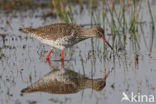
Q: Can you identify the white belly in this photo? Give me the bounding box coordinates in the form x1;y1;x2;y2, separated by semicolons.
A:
29;33;77;50
36;37;76;50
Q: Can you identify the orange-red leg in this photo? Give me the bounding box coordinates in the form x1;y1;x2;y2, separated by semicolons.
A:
61;59;64;70
46;49;65;69
46;49;54;68
60;50;64;61
46;49;53;61
60;50;64;69
47;59;54;69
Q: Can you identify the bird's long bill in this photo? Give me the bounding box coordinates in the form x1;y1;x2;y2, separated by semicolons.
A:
101;36;113;50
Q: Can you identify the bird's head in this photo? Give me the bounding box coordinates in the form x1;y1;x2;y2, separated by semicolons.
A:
91;26;113;50
91;26;104;38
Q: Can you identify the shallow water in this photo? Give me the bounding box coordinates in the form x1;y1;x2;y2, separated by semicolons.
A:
0;1;156;104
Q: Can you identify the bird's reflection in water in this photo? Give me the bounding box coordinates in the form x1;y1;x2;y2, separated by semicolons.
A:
21;69;106;94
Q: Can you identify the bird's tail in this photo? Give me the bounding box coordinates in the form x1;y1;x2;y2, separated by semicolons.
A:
21;81;41;93
19;28;37;34
21;87;32;93
21;79;49;93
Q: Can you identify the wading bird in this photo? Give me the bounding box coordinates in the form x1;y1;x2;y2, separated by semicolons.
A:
19;23;113;68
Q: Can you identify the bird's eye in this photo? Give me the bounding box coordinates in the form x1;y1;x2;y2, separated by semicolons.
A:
97;31;102;36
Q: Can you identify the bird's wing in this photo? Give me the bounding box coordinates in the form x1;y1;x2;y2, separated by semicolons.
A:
38;23;80;40
19;23;81;41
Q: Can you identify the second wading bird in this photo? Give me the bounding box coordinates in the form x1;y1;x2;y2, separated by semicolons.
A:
19;23;113;66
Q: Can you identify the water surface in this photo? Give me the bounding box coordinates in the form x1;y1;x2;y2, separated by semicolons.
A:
0;1;156;104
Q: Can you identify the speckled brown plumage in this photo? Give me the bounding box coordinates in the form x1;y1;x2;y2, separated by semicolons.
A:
20;23;88;41
21;69;106;94
19;23;105;49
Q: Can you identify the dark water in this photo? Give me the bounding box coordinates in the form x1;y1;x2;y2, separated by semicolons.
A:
0;1;156;104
